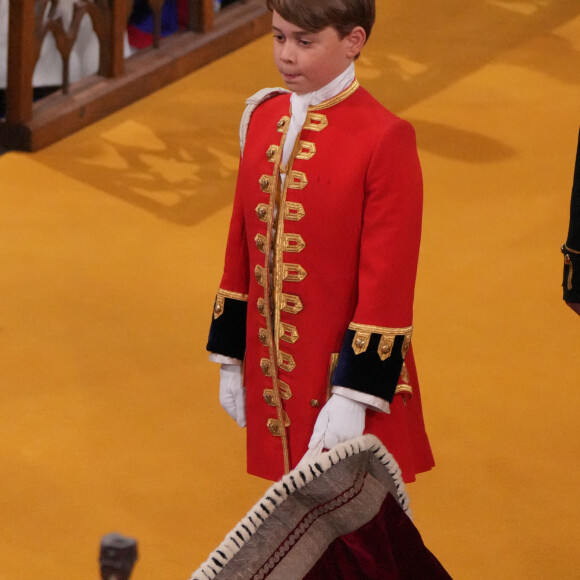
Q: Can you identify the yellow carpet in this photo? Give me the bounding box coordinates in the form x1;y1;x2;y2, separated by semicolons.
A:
1;2;579;578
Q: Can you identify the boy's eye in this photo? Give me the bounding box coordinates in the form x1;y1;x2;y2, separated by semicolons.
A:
299;39;312;46
273;34;285;42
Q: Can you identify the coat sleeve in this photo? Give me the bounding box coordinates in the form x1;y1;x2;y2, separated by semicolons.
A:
206;160;250;361
332;119;423;403
562;128;580;303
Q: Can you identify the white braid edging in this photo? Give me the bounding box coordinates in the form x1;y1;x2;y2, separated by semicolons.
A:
189;434;409;580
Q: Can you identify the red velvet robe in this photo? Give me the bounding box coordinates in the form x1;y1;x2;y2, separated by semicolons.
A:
208;81;434;482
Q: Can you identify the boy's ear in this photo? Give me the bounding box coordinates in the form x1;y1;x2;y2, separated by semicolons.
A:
345;26;367;59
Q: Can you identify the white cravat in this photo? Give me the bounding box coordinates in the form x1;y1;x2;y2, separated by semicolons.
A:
281;63;355;168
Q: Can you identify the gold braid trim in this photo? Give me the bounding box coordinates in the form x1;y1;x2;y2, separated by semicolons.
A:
562;243;580;254
213;288;249;319
348;322;413;361
309;80;360;111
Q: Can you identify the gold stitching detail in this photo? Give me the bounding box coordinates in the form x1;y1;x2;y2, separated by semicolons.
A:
255;203;270;222
259;174;275;194
266;144;280;163
303;112;328;132
280;293;303;314
277;116;290;134
348;323;414;359
255;233;267;253
254;264;266;287
282;233;306;253
400;362;410;384
279;323;299;344
309;80;360;111
278;351;296;372
216;288;249;301
257;297;267;316
296;141;316;160
284;202;305;221
213;294;225;319
258;328;269;347
283;263;307;282
260;358;272;376
395;384;413;405
278;380;292;400
287;171;308;190
213;288;248;319
352;331;371;355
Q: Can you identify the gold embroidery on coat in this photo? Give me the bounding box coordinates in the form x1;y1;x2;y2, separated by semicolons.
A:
258;328;269;346
278;351;296;372
266;144;280;163
309;80;360;111
400;362;410;384
276;116;290;133
283;263;307;282
280;293;304;314
255;233;267;253
287;170;308;190
284;202;305;221
260;358;272;376
257;297;267;316
259;174;275;194
254;264;266;287
352;331;372;355
296;141;316;160
278;380;293;400
348;323;414;359
213;288;248;319
279;322;299;344
255;203;269;222
267;411;290;436
303;112;328;132
213;295;225;319
282;233;306;253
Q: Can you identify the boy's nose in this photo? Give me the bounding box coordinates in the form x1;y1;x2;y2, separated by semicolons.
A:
279;43;296;63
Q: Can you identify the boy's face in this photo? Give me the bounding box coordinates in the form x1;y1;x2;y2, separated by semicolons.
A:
272;11;363;95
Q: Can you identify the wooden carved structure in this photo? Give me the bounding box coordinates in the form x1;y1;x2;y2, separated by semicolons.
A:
0;0;270;151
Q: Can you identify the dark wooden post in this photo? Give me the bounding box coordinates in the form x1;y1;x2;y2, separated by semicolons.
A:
6;0;36;124
189;0;214;33
105;0;128;77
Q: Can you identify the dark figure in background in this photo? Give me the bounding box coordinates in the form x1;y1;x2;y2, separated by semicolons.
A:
562;128;580;316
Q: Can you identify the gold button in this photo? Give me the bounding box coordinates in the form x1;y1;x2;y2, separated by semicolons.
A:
356;338;366;348
258;329;268;344
260;177;270;189
257;207;267;219
260;359;271;375
277;119;286;129
214;303;222;314
310;399;320;408
256;237;264;250
266;146;275;159
257;301;265;314
381;345;390;354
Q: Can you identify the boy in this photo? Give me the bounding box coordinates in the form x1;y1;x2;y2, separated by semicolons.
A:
207;0;434;483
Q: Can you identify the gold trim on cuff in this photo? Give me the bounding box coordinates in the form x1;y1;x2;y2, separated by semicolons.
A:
348;322;413;360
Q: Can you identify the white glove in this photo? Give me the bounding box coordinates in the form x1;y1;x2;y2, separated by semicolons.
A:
218;364;246;427
308;393;366;451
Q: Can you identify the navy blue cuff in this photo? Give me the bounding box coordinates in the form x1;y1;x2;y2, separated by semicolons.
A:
206;297;247;360
332;329;406;403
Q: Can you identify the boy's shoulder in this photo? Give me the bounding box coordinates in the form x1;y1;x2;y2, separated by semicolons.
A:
239;87;290;154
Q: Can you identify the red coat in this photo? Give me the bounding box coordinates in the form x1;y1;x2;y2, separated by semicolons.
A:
208;82;434;482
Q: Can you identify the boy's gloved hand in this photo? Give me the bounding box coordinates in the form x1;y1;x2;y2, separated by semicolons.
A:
307;393;366;451
219;364;246;427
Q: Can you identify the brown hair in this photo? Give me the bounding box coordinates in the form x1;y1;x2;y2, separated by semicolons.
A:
266;0;375;41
